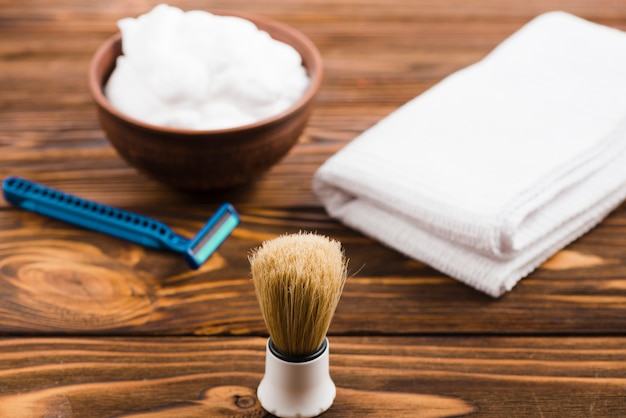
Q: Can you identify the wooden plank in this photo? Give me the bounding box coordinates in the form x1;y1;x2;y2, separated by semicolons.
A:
0;204;625;335
0;336;623;417
2;0;626;209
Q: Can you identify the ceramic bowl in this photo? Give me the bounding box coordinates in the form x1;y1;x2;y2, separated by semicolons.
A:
88;11;322;191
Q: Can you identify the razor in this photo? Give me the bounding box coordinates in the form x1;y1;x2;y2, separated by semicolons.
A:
2;176;239;269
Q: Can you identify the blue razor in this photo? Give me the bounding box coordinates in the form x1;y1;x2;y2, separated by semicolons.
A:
2;176;240;269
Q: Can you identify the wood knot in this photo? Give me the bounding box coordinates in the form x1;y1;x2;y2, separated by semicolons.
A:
0;240;156;330
234;394;257;409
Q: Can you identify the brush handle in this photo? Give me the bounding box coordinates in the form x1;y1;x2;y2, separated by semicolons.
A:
258;337;336;418
2;176;187;252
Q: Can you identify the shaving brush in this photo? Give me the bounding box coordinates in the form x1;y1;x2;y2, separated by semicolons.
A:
250;231;348;418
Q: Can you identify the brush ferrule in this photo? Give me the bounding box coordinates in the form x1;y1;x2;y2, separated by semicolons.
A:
268;337;327;364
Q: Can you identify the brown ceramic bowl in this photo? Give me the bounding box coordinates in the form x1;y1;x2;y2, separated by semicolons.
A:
88;11;322;191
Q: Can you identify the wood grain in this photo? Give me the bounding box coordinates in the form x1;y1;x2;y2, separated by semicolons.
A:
1;206;626;335
2;0;626;416
2;0;624;209
0;336;624;417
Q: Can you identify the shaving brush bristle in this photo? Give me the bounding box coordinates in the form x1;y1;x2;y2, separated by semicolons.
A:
250;231;348;358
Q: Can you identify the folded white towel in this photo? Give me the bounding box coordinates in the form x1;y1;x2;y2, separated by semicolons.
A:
313;12;626;297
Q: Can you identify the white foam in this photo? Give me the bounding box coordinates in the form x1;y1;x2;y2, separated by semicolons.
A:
105;4;310;130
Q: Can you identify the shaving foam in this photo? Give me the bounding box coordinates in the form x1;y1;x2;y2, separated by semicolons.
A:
105;4;310;130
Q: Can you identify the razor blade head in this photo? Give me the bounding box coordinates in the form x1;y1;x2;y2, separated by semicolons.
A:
184;203;240;269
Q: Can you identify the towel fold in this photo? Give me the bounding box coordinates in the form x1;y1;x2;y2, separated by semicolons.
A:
313;11;626;297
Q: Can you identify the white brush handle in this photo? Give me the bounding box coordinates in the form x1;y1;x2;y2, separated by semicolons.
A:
257;337;336;418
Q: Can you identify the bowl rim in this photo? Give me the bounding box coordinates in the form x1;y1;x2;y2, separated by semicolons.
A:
88;9;323;136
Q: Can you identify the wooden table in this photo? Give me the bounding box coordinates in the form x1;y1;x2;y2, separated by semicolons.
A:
1;0;626;416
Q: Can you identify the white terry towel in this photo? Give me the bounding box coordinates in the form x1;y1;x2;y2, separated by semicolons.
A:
313;11;626;297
